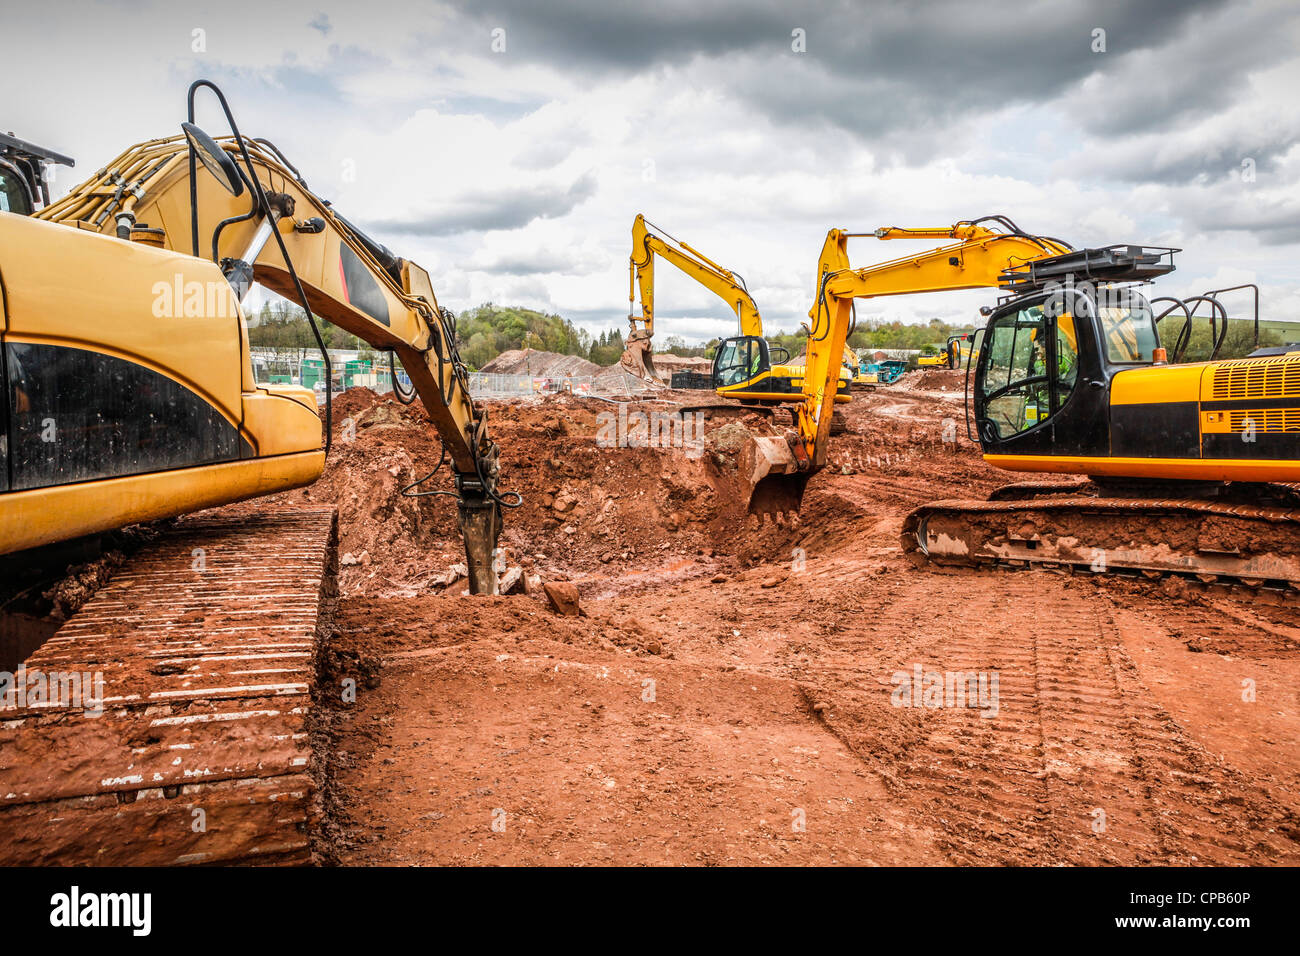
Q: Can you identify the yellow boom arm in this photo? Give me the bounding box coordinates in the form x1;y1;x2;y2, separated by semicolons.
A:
38;132;510;591
623;214;762;379
796;222;1072;470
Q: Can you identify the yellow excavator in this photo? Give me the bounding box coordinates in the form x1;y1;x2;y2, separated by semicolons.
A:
0;81;518;865
750;214;1300;587
622;214;849;406
4;83;513;594
744;217;1072;512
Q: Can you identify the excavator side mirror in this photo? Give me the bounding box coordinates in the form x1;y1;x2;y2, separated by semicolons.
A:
181;122;244;197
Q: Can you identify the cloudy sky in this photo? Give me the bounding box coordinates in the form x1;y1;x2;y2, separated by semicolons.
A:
6;0;1299;343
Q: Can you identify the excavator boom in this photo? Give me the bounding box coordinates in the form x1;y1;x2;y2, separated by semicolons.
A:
33;120;511;592
623;213;762;381
747;218;1073;514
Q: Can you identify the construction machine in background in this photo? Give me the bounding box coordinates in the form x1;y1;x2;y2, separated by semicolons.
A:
0;81;516;864
622;214;850;406
917;349;949;368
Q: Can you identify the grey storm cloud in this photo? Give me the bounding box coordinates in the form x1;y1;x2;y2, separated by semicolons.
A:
368;170;598;237
447;0;1231;135
440;0;1300;185
1067;122;1300;186
1177;189;1300;245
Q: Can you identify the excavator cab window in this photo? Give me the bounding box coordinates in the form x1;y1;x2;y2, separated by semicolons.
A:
978;296;1082;440
0;166;33;216
1096;292;1159;364
713;335;770;388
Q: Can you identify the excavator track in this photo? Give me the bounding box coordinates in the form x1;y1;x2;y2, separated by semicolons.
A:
903;496;1300;590
0;508;337;865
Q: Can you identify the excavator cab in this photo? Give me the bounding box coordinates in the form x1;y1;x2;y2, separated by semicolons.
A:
971;279;1163;456
712;334;850;405
712;335;772;389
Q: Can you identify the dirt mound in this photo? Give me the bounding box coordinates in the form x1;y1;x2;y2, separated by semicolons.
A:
477;348;705;395
480;349;602;377
906;368;966;390
233;387;788;597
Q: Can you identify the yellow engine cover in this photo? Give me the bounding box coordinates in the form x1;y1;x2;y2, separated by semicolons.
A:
0;213;324;555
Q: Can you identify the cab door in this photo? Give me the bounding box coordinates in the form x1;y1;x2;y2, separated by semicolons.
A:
974;292;1092;456
712;335;770;390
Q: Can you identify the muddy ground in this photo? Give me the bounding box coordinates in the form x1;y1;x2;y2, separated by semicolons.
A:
250;373;1300;865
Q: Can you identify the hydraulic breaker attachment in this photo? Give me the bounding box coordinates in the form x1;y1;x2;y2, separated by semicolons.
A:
456;479;503;595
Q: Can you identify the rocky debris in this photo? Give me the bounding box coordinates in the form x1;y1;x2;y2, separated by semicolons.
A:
542;581;583;616
431;563;468;587
499;566;525;595
706;421;756;458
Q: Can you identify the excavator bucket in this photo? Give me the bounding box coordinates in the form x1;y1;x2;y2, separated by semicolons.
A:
619;330;660;383
740;435;808;519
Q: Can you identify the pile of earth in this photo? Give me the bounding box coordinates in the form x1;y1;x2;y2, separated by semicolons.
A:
904;368;967;391
239;388;795;597
479;348;710;395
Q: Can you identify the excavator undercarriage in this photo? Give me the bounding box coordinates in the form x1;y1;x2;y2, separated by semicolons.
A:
905;482;1300;590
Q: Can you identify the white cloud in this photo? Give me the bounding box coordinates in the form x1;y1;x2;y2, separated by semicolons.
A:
5;0;1298;344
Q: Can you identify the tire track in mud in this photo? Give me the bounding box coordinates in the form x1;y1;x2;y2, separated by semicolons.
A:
798;571;1300;865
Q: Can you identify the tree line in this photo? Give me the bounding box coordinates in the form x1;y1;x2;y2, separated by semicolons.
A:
247;301;1280;371
246;302;979;370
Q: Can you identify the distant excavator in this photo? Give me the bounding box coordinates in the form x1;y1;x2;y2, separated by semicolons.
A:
621;214;850;406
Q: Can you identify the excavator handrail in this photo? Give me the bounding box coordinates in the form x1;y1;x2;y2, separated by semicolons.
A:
964;326;987;443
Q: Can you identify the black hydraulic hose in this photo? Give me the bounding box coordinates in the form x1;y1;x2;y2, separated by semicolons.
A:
187;78;332;453
390;351;417;405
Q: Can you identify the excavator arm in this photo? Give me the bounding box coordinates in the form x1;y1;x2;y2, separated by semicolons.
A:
748;218;1072;513
799;221;1071;470
623;213;762;380
37;125;512;593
